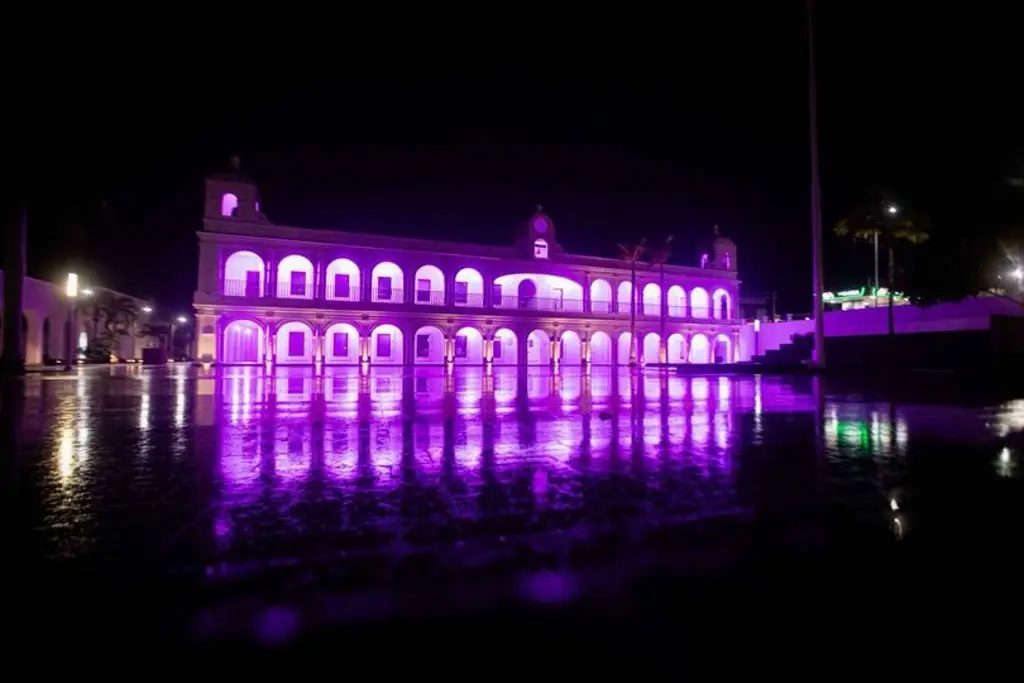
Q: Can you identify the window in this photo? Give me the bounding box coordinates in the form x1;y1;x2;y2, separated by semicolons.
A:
723;253;731;269
455;335;467;358
333;332;348;357
416;334;430;358
220;193;239;217
289;271;307;296
377;276;392;301
492;283;503;303
700;253;709;268
493;339;502;359
287;331;305;357
533;238;549;259
376;333;391;358
416;278;431;302
455;281;468;304
333;273;350;298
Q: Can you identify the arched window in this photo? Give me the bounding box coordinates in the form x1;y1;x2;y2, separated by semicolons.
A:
533;239;549;259
220;193;239;217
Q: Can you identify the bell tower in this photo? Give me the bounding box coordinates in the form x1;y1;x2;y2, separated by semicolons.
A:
517;205;562;259
204;156;265;222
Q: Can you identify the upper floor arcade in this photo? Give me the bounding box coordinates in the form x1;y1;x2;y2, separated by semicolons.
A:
195;162;742;323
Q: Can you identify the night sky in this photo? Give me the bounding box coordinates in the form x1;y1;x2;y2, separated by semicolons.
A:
7;3;1020;317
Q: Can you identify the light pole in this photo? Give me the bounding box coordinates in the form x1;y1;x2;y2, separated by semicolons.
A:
170;315;188;360
875;204;899;308
807;0;826;369
65;273;78;369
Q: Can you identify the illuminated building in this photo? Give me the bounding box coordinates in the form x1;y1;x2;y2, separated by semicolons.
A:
193;160;742;366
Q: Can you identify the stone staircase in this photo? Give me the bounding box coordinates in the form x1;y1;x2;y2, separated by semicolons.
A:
752;333;814;365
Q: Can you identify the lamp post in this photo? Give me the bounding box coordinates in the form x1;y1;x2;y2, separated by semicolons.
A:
169;315;188;360
807;0;827;369
65;273;78;370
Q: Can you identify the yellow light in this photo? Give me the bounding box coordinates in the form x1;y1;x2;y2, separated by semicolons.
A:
66;272;78;298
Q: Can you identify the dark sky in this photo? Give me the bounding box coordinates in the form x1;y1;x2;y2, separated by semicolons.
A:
7;2;1020;316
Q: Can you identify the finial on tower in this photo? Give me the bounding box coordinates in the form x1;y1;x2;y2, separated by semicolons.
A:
535;204;543;213
230;155;241;170
713;223;721;236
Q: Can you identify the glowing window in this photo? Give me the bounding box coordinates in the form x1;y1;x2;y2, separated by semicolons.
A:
534;239;549;259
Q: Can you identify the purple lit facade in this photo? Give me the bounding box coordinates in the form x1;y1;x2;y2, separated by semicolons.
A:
193;169;741;366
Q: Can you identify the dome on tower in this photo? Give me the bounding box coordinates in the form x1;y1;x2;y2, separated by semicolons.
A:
697;225;737;271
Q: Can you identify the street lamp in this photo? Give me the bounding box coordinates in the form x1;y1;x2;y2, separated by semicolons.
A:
168;315;189;360
142;305;153;313
65;273;78;369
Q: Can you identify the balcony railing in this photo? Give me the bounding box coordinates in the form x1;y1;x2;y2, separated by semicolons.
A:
494;295;584;312
372;288;404;303
213;281;727;319
326;284;361;301
223;278;264;298
414;290;445;305
277;282;314;299
454;293;485;307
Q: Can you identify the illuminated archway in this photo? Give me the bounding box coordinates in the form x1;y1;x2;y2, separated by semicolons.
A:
325;258;360;300
370;324;403;365
617;332;633;365
713;288;731;319
616;282;633;315
324;322;359;364
413;325;445;364
220;193;239;217
527;329;551;365
222;319;264;364
667;333;686;363
454;267;483;306
589;331;613;365
275;321;314;364
590;279;613;313
689;333;710;363
690;287;710;318
713;333;732;363
643;332;661;364
493;273;584;311
413;264;444;305
455;327;484;365
493;328;517;366
223;250;265;297
277;255;314;299
371;262;404;303
642;283;661;316
667;285;686;317
559;330;582;365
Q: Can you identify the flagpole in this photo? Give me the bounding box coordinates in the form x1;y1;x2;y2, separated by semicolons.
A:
807;0;827;369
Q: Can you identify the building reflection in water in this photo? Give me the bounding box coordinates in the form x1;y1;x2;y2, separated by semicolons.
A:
33;363;1024;572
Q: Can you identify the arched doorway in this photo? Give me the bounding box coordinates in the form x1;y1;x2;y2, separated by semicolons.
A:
275;321;314;364
689;334;710;363
713;334;731;363
527;329;550;365
222;319;264;364
518;279;538;309
324;322;359;364
642;332;661;364
455;327;484;365
589;331;613;365
413;325;446;364
493;328;517;366
559;330;582;365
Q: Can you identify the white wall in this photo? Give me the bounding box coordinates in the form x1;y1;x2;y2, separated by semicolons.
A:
738;296;1024;361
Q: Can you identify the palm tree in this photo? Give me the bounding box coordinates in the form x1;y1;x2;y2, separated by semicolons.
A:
84;290;140;352
648;235;674;364
617;239;647;365
834;193;929;336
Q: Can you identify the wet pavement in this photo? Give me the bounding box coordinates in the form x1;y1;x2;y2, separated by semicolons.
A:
7;364;1024;652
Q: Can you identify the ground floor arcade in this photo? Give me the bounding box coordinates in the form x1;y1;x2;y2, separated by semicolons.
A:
196;311;740;366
